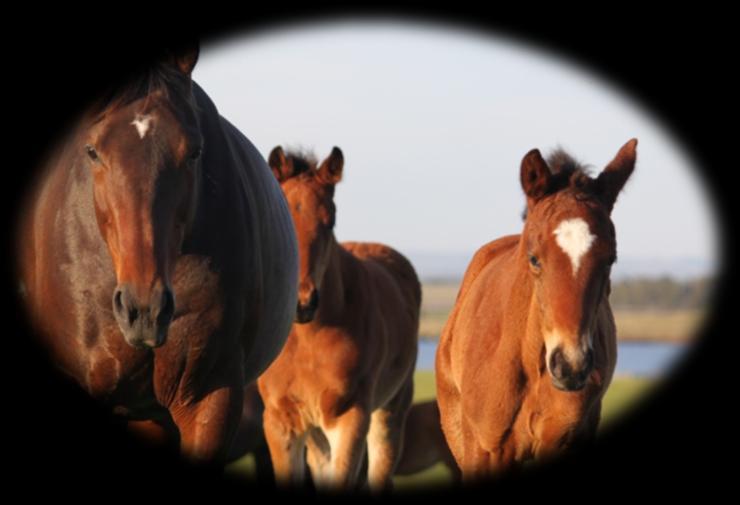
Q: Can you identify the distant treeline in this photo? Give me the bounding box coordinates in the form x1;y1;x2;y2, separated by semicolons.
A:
608;276;713;310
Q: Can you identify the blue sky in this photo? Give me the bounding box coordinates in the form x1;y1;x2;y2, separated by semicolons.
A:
193;20;718;278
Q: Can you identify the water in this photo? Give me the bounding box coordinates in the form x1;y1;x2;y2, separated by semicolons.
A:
416;340;687;377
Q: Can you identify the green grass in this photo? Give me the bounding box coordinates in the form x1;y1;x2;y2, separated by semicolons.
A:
226;452;258;479
226;370;656;489
599;375;654;429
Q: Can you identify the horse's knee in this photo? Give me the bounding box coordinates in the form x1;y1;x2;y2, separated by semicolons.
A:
171;386;243;463
262;408;307;485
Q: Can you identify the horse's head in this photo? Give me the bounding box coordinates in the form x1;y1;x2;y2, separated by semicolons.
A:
519;139;637;391
83;46;202;349
269;146;343;323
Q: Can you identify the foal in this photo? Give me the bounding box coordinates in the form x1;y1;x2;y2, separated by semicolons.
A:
258;147;421;491
436;140;637;478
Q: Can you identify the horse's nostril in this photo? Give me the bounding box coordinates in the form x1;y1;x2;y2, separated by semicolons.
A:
114;289;124;314
549;348;564;377
128;307;139;326
157;289;175;325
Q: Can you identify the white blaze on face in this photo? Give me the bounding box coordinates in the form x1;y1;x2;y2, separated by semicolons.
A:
131;114;153;139
553;218;596;276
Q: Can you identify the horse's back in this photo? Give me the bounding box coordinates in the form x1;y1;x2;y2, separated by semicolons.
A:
228;120;297;378
194;83;298;380
341;241;421;315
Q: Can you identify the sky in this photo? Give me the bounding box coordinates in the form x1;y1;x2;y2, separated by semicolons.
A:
193;20;718;279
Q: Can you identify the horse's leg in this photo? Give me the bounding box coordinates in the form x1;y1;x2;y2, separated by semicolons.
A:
127;416;180;451
366;377;413;491
436;343;466;469
459;415;498;481
169;383;243;463
322;404;370;490
262;406;307;487
305;427;332;487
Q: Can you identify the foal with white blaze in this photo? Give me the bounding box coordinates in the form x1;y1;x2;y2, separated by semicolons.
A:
436;140;637;477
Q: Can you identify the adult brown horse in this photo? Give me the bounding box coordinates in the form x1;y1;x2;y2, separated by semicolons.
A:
436;139;637;478
258;147;421;491
16;46;298;462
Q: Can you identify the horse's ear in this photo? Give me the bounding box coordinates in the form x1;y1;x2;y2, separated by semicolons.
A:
268;146;292;182
168;41;200;76
596;138;637;213
520;148;551;204
318;147;344;185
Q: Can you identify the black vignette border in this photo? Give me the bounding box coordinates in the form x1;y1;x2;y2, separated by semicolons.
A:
5;5;734;500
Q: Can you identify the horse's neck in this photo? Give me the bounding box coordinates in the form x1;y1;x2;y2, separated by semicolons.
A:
312;235;356;325
319;235;357;316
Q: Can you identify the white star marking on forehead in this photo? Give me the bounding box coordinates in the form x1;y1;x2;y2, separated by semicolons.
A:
553;218;596;276
130;114;153;139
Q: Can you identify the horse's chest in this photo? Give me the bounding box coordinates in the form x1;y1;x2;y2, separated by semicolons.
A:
286;327;361;369
519;386;597;456
264;332;360;410
82;333;154;404
294;338;360;390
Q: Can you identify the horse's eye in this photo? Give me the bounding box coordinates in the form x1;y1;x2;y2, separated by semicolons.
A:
529;254;540;269
85;145;99;162
189;147;203;161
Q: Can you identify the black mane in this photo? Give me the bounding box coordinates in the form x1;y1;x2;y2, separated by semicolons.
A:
522;148;598;220
89;62;192;118
284;148;318;179
545;148;594;194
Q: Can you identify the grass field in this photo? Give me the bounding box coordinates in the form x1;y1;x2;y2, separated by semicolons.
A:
420;281;705;342
226;370;654;489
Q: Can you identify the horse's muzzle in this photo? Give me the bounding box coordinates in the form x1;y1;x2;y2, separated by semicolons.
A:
295;289;319;324
112;283;175;349
549;347;594;392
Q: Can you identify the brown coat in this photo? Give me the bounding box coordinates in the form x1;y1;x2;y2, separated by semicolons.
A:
436;140;637;478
